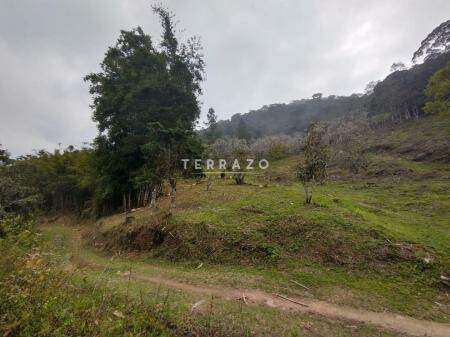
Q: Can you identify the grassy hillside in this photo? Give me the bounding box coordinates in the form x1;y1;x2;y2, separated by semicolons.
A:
365;115;450;163
83;116;450;323
3;116;446;336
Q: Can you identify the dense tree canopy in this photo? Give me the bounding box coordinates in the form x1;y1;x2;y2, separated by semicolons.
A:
0;147;94;217
208;94;367;139
424;61;450;116
368;52;450;122
85;6;205;214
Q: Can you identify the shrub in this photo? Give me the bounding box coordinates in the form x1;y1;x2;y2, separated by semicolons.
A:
0;217;174;337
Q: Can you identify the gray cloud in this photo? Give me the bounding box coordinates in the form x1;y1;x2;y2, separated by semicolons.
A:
0;0;449;155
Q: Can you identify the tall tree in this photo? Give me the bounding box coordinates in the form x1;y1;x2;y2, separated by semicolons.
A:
204;107;219;143
85;5;204;214
413;20;450;63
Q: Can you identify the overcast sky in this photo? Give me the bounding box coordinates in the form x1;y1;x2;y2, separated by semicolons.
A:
0;0;449;155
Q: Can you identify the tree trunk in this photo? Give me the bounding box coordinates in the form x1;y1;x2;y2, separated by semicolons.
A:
150;187;157;208
124;192;131;223
169;178;177;209
137;188;142;208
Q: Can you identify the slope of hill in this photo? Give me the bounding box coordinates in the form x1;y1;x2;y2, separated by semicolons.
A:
365;115;450;163
216;94;367;137
208;52;450;139
369;53;450;122
67;116;450;330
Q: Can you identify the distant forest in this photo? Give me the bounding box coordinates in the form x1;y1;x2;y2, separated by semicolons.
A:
0;18;448;218
205;40;449;139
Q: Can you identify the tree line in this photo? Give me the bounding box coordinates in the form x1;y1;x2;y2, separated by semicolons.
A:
1;6;205;218
0;16;448;219
201;20;449;140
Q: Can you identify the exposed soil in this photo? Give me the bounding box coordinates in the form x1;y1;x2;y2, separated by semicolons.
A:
126;273;450;337
52;225;450;337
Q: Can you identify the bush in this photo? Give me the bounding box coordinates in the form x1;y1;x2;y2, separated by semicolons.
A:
0;214;34;238
0;217;174;337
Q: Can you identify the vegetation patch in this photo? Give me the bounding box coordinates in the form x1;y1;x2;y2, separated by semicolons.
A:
88;210;442;284
0;217;176;337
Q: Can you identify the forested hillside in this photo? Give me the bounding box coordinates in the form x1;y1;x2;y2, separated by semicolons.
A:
205;21;450;139
369;52;449;124
214;94;367;138
208;50;448;138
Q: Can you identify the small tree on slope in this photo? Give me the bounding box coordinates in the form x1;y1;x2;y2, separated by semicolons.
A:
296;122;329;204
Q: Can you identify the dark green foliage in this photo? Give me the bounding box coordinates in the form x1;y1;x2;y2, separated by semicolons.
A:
424;61;450;116
85;6;204;214
0;176;41;218
368;52;450;123
1;6;205;218
211;95;367;139
0;147;92;217
204;107;219;143
0;145;41;218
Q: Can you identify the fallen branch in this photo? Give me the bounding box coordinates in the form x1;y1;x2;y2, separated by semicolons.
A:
291;280;310;291
242;292;248;305
274;293;309;307
190;300;205;312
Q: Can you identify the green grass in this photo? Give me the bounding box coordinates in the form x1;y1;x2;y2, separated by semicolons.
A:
35;224;406;337
49;149;450;322
0;222;175;337
38;117;450;325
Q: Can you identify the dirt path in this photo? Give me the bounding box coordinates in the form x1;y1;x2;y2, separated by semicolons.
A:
49;225;450;337
123;272;450;337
